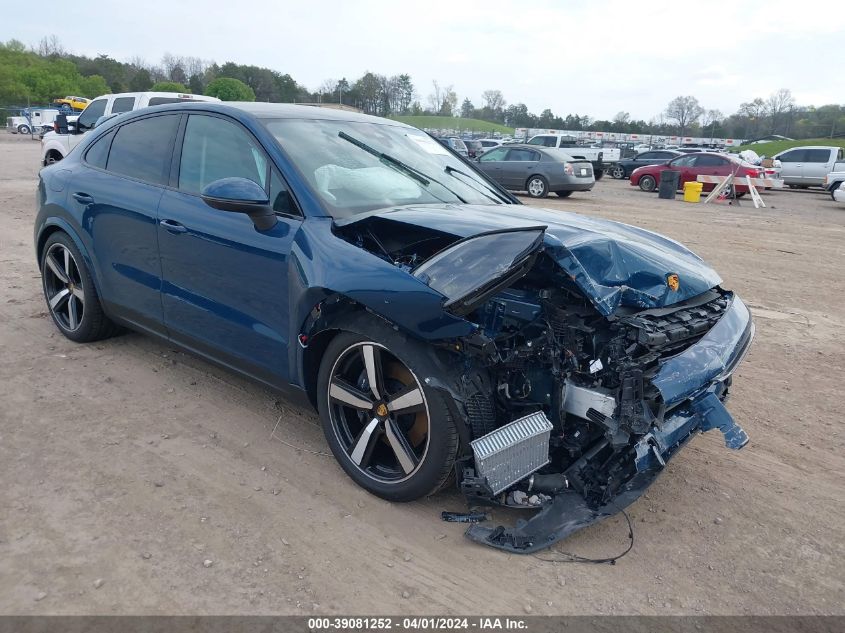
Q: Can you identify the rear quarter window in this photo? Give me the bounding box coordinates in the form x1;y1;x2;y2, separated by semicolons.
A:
84;130;115;169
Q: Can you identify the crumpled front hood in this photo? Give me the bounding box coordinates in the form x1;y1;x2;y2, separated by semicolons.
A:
362;204;722;316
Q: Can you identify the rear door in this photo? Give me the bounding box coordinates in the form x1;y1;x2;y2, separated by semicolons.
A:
802;149;834;185
691;154;732;189
157;112;302;385
501;148;540;188
71;113;181;333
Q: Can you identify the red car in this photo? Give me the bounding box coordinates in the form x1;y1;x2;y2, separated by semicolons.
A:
630;152;764;196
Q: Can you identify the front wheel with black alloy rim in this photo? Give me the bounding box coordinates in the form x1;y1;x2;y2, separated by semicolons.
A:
317;328;459;501
638;174;657;192
609;164;626;179
40;232;119;343
525;175;549;198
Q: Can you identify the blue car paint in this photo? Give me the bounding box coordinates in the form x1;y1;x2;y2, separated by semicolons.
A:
652;294;754;407
35;102;747;402
34;102;755;553
344;204;722;316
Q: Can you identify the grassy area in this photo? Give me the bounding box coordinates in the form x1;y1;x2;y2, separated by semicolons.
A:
729;138;845;155
390;115;514;135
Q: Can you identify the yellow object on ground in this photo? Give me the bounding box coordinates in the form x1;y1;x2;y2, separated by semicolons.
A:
683;181;704;203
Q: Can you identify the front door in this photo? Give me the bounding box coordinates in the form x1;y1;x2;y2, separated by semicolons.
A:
157;113;302;386
476;147;509;186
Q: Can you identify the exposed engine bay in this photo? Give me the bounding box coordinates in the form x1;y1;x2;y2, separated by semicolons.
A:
332;213;753;553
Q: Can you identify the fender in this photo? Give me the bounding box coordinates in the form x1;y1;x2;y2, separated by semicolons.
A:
35;217;106;304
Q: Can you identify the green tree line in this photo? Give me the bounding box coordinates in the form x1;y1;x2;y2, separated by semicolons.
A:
3;36;842;141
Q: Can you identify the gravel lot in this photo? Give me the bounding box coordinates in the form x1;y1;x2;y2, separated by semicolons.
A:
1;133;843;615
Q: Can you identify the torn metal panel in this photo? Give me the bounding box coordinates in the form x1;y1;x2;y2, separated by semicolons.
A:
651;295;754;406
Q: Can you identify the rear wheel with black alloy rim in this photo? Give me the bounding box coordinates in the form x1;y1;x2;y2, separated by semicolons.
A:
40;232;119;343
526;175;549;198
638;174;657;192
317;328;459;501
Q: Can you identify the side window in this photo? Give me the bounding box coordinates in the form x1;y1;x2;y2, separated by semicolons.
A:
76;99;108;132
670;155;696;167
106;115;180;185
506;149;538;162
269;168;298;216
804;149;831;163
778;149;804;162
111;97;136;113
527;136;547;146
84;130;115;169
179;115;268;195
693;155;726;167
479;147;508;162
638;152;656;159
838;148;844;161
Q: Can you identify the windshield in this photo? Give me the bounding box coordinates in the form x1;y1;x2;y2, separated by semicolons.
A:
262;119;506;218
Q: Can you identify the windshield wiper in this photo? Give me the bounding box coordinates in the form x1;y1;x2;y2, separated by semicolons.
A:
444;165;510;204
338;131;468;204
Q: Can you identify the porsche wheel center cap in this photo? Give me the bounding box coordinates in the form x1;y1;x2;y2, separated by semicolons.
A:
375;403;389;418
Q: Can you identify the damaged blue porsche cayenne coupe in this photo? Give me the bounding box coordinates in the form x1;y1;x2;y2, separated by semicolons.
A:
34;103;753;553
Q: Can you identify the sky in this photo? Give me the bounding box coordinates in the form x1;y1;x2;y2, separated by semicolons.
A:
6;0;844;120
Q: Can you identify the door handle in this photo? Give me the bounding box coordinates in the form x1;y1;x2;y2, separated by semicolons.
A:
159;219;187;234
72;192;94;204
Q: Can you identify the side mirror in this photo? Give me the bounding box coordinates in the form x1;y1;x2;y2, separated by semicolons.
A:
201;177;277;231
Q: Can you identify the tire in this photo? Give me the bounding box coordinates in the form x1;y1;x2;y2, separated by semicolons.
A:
40;232;119;343
317;326;459;502
594;169;604;180
639;175;657;192
830;183;842;200
525;175;549;198
17;124;30;135
555;190;573;198
45;151;62;166
609;165;626;179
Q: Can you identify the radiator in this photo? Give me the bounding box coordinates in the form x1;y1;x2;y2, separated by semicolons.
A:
470;411;553;495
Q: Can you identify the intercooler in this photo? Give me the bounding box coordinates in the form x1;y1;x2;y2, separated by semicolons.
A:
470;411;553;495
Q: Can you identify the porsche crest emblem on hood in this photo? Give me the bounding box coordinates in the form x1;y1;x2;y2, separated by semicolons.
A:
667;273;680;292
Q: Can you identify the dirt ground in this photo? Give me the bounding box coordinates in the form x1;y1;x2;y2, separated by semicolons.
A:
1;132;843;616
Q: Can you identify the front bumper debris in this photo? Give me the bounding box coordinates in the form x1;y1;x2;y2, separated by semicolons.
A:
464;296;754;554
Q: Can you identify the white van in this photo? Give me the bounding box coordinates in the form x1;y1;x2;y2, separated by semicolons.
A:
774;146;845;187
41;91;220;165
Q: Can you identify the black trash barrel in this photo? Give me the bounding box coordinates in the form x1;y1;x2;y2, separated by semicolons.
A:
658;170;681;199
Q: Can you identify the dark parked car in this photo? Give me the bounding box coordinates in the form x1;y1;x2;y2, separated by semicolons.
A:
436;136;468;157
610;150;682;179
463;139;483;158
34;103;753;553
475;144;595;198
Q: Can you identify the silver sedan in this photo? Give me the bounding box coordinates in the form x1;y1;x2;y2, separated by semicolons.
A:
474;144;595;198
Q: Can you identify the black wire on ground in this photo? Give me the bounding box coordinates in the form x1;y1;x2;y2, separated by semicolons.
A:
532;508;634;566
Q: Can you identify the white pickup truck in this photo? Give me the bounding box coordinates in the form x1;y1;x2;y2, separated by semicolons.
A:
526;134;621;180
773;146;845;188
41;91;219;165
823;167;845;199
